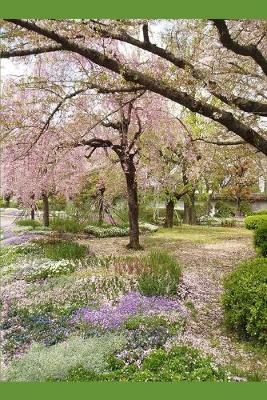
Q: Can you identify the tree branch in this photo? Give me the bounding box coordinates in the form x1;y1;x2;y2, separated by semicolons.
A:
193;137;246;146
0;45;63;58
211;19;267;76
4;19;267;155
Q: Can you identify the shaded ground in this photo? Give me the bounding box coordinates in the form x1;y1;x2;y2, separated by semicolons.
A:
80;227;266;377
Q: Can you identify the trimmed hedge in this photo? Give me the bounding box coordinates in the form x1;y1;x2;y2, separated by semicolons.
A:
222;258;267;343
254;223;267;257
251;209;267;216
244;215;267;230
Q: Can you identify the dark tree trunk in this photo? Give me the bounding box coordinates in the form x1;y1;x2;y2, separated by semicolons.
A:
98;187;105;224
183;193;196;225
30;194;35;220
42;193;49;227
123;158;141;250
4;194;11;208
30;208;35;220
164;199;174;228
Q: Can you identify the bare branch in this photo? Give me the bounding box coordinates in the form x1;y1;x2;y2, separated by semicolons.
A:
211;19;267;76
0;45;63;58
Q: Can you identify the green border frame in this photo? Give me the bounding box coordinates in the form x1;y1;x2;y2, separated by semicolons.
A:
0;0;267;18
0;1;266;398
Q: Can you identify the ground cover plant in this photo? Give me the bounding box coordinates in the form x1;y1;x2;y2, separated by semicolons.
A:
1;224;266;382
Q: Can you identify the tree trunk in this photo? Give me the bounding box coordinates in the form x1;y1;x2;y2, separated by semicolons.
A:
123;158;141;250
183;193;196;225
30;208;35;220
4;194;11;208
30;194;35;220
42;193;49;227
164;199;174;228
98;193;104;224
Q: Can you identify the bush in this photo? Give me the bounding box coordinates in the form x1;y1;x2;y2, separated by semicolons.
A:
5;334;126;381
21;259;76;282
214;201;235;218
50;218;85;234
244;215;267;230
16;219;42;228
251;209;267;216
139;222;158;233
222;258;267;343
239;200;252;216
41;240;87;260
84;225;129;238
137;251;181;296
60;345;230;382
220;218;236;227
254;223;267;257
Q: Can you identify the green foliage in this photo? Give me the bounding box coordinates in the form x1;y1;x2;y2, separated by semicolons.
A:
50;217;85;234
220;218;236;227
84;225;129;238
139;222;158;233
222;258;267;343
137;251;181;296
244;215;267;230
5;334;126;381
124;315;180;334
239;200;252;216
254;223;267;257
16;219;42;228
22;259;76;282
251;209;267;216
0;243;41;266
49;195;67;211
214;201;235;218
41;240;87;260
60;345;230;382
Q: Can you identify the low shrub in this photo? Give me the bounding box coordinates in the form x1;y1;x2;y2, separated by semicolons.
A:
5;334;126;381
251;209;267;216
244;215;267;230
222;258;267;343
220;218;236;227
239;200;252;216
50;218;85;234
214;201;235;218
21;259;76;282
0;243;41;266
60;345;231;382
84;225;129;238
254;223;267;257
137;251;181;296
139;222;158;233
41;240;87;260
198;216;221;226
16;219;42;228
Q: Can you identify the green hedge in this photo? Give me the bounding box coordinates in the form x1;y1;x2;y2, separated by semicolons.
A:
254;223;267;257
251;209;267;216
244;215;267;230
222;258;267;343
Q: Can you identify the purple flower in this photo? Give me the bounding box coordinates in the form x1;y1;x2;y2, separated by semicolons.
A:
72;292;185;330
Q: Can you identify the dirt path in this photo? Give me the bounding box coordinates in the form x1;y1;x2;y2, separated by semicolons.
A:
172;239;262;369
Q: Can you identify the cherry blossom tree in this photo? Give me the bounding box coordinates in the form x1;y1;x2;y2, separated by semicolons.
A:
1;19;266;154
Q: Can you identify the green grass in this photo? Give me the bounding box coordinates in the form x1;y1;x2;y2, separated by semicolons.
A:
16;219;42;228
43;241;87;260
146;225;252;245
50;218;85;234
